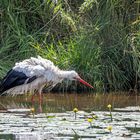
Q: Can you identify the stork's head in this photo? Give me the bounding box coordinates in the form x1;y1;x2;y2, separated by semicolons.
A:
67;71;93;89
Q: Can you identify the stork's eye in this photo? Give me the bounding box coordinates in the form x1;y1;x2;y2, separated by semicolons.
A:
73;77;77;80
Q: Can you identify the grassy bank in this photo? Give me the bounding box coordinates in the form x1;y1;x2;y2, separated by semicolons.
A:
0;0;140;92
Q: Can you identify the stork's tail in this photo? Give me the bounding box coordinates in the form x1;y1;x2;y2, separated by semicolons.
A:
0;79;5;95
0;76;9;95
0;79;3;94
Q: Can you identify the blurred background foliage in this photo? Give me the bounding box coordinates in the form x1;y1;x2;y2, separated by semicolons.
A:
0;0;140;92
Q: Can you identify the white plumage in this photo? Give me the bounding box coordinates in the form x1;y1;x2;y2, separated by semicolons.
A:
0;56;93;97
14;56;58;78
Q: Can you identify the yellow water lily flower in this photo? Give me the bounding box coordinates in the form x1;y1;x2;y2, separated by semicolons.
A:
87;118;93;123
107;126;112;132
30;107;35;118
73;108;78;113
107;104;112;109
30;107;35;112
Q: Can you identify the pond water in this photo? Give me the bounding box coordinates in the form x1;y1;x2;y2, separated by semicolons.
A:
0;93;140;140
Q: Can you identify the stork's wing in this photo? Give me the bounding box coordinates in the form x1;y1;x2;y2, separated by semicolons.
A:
0;69;37;93
13;62;46;77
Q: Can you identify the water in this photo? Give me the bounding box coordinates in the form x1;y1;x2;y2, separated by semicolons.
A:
0;93;140;140
0;93;139;112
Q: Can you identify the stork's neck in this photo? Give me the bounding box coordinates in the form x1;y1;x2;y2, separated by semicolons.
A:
59;70;78;80
59;70;72;78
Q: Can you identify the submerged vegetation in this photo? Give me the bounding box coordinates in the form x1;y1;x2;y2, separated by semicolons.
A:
0;0;140;92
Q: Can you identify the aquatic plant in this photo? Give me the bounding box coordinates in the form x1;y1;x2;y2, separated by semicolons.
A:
92;115;98;120
30;107;35;118
72;129;80;139
87;118;93;128
46;115;56;118
134;123;137;133
106;126;112;133
73;108;78;120
107;104;113;121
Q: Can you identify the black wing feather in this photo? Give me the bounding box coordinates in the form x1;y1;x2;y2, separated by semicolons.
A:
0;69;37;93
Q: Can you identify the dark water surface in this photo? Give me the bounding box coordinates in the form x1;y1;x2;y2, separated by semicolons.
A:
0;93;139;113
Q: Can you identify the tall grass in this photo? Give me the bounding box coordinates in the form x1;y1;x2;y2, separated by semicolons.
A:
0;0;140;92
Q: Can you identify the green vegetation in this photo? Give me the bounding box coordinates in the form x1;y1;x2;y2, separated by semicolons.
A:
1;0;140;92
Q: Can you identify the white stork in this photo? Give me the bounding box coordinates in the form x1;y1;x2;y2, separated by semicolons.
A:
0;56;93;101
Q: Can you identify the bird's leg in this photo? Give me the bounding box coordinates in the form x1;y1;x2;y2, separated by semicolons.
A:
39;93;42;104
38;93;43;113
38;86;44;103
31;95;34;101
30;90;35;106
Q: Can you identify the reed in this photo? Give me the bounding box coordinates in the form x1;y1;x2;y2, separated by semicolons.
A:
0;0;140;92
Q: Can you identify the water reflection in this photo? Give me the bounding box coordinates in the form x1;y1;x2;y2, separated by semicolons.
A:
0;93;140;113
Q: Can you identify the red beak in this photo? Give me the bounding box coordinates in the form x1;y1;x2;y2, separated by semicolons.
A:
77;78;93;88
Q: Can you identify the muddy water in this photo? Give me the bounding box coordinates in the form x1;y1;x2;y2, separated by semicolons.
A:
0;93;140;140
0;93;139;112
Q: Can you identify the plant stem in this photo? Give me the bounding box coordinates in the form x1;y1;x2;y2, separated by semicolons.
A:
75;112;77;120
109;109;113;121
